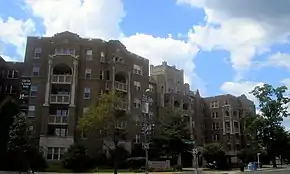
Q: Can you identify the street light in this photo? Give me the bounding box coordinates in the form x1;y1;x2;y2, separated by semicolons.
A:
141;89;150;174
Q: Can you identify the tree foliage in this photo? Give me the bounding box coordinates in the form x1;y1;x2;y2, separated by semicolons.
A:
247;84;290;167
62;144;92;172
77;91;126;174
78;91;126;143
0;96;19;168
150;108;192;158
202;143;224;163
6;113;47;171
202;143;228;169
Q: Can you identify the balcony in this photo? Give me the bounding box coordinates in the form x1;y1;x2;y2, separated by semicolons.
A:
50;94;70;104
52;75;72;84
115;81;127;92
48;115;68;125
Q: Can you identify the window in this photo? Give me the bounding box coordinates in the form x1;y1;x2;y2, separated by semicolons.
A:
29;105;35;111
224;100;229;105
28;105;35;117
225;121;230;132
7;70;18;78
212;122;220;130
149;112;154;120
149;84;154;92
86;49;93;60
211;112;218;118
85;68;92;79
227;144;231;151
105;70;110;80
30;85;38;97
54;48;75;55
83;107;89;114
46;147;65;160
212;134;219;141
32;66;39;76
56;109;68;116
99;70;104;80
116;121;127;129
236;144;240;150
133;98;141;108
211;101;219;108
100;52;105;62
234;121;238;128
226;134;230;141
84;87;91;99
134;81;141;91
5;85;16;94
29;126;34;131
133;64;142;75
114;56;124;63
55;128;68;137
135;134;141;143
34;47;42;58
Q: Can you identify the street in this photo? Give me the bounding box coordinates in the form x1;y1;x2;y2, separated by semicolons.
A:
246;168;290;174
198;166;290;174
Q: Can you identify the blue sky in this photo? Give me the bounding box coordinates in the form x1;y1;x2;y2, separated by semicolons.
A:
1;0;290;127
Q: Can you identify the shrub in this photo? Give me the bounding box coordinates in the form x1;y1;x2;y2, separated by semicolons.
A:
62;144;92;172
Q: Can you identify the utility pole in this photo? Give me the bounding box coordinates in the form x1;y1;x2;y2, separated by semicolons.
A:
141;89;151;174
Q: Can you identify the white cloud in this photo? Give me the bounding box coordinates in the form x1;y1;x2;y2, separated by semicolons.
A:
0;17;35;59
0;0;204;91
178;0;290;79
265;52;290;69
120;33;199;86
24;0;125;39
220;81;264;105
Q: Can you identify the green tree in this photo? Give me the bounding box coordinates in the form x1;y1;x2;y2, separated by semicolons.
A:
150;108;192;162
202;143;227;169
62;144;92;172
6;113;47;172
77;91;126;174
0;96;18;169
249;84;290;167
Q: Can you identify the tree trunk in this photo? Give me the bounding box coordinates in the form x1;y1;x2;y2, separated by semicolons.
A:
272;157;277;168
177;153;182;166
113;144;119;174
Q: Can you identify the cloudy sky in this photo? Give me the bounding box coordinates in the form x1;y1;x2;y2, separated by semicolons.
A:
1;0;290;127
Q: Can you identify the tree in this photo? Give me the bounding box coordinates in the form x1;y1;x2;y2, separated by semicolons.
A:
249;84;290;167
77;91;127;174
6;113;47;172
62;144;92;172
202;143;227;169
0;96;19;169
150;108;192;163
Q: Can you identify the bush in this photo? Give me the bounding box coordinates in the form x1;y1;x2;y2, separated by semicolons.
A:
4;146;47;172
62;144;93;172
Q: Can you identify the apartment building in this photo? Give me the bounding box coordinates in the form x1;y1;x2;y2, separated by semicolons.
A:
150;62;206;146
203;94;255;163
20;31;256;162
22;31;157;160
0;56;23;101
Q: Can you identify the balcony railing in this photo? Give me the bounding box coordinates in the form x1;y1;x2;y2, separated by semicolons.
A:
52;75;72;84
48;115;68;125
50;94;70;104
115;81;127;92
